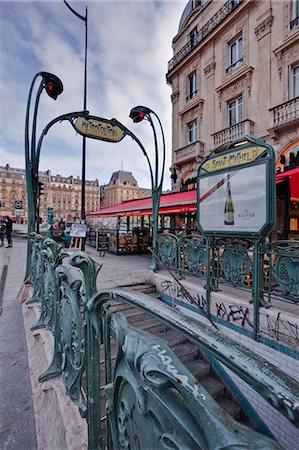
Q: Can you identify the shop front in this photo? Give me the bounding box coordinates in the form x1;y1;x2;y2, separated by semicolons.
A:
275;141;299;240
86;190;197;254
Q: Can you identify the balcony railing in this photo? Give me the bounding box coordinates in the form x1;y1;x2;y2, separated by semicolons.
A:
212;119;255;147
174;140;204;164
167;0;243;72
270;96;299;129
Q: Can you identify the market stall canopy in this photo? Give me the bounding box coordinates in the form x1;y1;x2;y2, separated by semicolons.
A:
87;190;197;218
276;167;299;201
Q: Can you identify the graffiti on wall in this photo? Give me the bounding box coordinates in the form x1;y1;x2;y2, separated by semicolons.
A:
215;302;253;328
261;312;299;350
161;280;206;310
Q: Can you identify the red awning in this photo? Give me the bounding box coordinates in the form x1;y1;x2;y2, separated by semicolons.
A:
87;190;197;218
276;167;299;201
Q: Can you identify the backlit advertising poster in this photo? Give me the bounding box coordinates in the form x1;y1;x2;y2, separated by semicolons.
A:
199;163;267;234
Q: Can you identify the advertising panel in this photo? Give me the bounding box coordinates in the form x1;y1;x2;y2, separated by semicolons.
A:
199;163;267;234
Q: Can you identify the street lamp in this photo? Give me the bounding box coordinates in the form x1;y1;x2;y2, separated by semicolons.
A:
111;106;166;271
64;1;88;223
24;71;63;283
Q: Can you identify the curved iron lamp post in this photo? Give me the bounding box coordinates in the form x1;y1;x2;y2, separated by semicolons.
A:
24;71;63;283
111;106;166;271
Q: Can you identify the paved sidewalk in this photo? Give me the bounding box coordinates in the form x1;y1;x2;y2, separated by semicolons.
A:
0;224;153;450
0;227;37;450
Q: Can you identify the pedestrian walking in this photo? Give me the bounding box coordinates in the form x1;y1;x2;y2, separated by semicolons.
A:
0;217;6;246
4;216;13;247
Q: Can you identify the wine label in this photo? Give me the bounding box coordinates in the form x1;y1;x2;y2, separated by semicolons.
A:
224;212;234;224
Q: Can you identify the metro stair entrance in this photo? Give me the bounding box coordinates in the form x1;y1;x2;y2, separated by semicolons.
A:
92;283;269;438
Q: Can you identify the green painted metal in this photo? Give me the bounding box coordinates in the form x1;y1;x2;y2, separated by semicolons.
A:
181;235;206;276
219;240;251;286
56;264;87;418
105;313;281;450
29;239;298;448
111;107;165;273
157;232;179;270
270;241;299;303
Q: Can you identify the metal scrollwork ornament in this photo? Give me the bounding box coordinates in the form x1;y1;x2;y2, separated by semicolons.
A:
157;233;178;269
182;235;206;275
220;242;251;286
272;246;299;302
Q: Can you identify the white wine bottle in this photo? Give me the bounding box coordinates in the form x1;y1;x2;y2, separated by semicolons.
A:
224;174;234;225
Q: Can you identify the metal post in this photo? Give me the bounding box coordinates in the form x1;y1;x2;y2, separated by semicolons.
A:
63;2;88;225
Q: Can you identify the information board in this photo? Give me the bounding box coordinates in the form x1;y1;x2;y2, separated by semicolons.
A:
70;223;87;237
97;230;109;252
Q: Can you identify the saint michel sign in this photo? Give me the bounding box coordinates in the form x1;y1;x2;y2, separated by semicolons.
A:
73;115;125;143
197;136;276;238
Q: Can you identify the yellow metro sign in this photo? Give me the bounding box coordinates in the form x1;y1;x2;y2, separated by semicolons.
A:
73;116;125;143
201;146;266;172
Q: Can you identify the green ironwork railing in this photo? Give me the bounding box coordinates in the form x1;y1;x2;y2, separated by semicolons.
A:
157;232;299;304
26;233;298;449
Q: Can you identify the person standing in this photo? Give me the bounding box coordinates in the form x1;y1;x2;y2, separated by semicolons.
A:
0;218;6;246
4;216;13;248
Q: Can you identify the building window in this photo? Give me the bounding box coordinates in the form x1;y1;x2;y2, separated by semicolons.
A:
291;65;299;98
227;35;243;73
189;26;198;49
186;71;197;101
290;0;299;29
228;96;243;126
187;120;197;143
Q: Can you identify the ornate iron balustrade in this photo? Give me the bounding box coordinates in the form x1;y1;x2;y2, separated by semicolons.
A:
212;119;255;147
269;96;299;128
27;233;299;449
167;0;243;72
156;232;299;306
174;140;205;164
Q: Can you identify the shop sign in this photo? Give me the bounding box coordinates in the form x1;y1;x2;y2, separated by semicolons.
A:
73;116;125;143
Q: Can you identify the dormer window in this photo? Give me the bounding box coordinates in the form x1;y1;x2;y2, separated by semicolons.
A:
189;26;198;49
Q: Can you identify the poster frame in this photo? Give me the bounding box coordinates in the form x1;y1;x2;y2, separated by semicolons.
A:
197;136;276;239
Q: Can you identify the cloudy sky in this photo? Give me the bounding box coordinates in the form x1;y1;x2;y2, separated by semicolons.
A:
0;0;184;190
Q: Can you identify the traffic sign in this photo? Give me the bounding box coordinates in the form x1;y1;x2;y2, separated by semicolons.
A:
14;200;23;209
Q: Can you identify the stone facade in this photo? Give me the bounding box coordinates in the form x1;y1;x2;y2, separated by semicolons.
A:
0;165;99;222
166;0;299;191
100;170;151;208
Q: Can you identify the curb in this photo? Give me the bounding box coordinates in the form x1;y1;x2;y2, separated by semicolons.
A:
22;297;87;450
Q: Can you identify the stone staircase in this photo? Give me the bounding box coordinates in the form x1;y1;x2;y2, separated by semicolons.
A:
98;283;259;434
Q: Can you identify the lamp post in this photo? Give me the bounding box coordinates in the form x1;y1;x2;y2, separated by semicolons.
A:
24;71;63;283
64;1;88;223
111;106;166;271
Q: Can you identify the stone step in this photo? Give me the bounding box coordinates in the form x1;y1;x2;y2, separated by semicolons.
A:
218;397;242;420
199;376;226;400
184;359;211;380
172;341;199;363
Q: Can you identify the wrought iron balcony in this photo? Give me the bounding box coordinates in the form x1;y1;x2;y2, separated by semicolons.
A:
167;0;243;73
174;140;205;164
212;119;255;147
269;96;299;130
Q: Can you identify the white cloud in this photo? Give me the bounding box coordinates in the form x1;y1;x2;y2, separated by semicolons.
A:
0;0;184;190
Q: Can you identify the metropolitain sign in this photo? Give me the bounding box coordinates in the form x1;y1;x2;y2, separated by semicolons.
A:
73;116;125;143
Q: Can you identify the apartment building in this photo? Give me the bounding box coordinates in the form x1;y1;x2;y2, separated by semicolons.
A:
100;170;151;208
0;165;99;222
166;0;299;236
